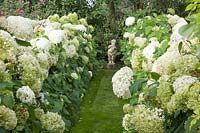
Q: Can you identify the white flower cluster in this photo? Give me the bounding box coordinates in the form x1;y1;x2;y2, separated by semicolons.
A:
125;17;135;26
122;104;165;133
112;66;133;99
151;50;181;75
142;37;160;61
167;75;199;113
16;86;36;104
6;16;35;40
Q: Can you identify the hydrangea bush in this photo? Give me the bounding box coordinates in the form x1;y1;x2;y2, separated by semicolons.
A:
113;13;200;132
0;13;98;132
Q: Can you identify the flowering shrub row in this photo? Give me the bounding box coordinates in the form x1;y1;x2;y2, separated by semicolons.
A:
113;13;200;132
0;13;98;132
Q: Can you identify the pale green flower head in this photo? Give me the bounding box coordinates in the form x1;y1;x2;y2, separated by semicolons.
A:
67;12;78;23
40;112;65;133
0;105;17;130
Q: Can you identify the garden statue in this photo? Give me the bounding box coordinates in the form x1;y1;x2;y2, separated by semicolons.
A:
107;39;117;68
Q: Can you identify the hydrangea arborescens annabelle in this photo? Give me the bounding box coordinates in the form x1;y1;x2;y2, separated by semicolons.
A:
156;75;173;109
31;37;51;51
134;36;147;48
151;50;181;75
122;104;165;133
125;17;135;26
0;30;18;61
131;49;143;71
18;51;44;94
63;44;77;58
142;37;160;61
187;82;200;111
16;86;36;104
167;75;198;113
71;72;78;79
48;30;65;44
174;54;199;75
40;112;65;133
112;66;133;99
0;105;17;130
6;16;34;40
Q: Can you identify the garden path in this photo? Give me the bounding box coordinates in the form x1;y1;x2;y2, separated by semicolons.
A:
70;69;127;133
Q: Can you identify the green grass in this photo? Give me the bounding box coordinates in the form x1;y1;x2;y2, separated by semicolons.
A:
70;69;127;133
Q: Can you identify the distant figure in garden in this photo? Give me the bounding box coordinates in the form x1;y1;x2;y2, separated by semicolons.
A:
107;39;117;65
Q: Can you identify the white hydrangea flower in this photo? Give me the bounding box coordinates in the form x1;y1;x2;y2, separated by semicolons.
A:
173;75;198;92
134;37;147;48
142;38;160;61
123;32;132;38
73;24;87;32
33;37;51;51
152;51;181;75
48;30;65;44
88;71;93;77
16;86;36;104
71;73;78;79
6;16;34;40
112;66;133;99
122;104;165;132
125;17;135;26
167;14;181;26
63;44;77;58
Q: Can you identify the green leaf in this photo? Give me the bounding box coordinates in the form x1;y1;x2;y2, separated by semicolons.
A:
129;79;147;94
130;97;138;106
0;81;15;89
1;95;14;109
148;87;158;97
178;42;183;54
0;128;7;133
54;101;64;112
195;47;200;58
179;23;196;38
145;26;152;35
150;72;160;81
15;39;31;46
186;4;195;11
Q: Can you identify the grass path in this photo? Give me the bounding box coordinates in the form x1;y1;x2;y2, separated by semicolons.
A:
70;69;127;133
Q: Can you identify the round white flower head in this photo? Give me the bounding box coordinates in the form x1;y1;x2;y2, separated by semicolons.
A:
122;104;165;133
167;76;199;113
173;75;198;92
112;66;133;99
151;51;181;75
73;24;87;32
63;44;77;58
167;14;181;27
142;38;160;61
6;16;34;40
48;30;65;44
123;32;132;38
0;105;17;130
71;72;78;79
35;37;51;51
40;112;65;133
134;37;147;48
125;17;135;26
16;86;36;104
